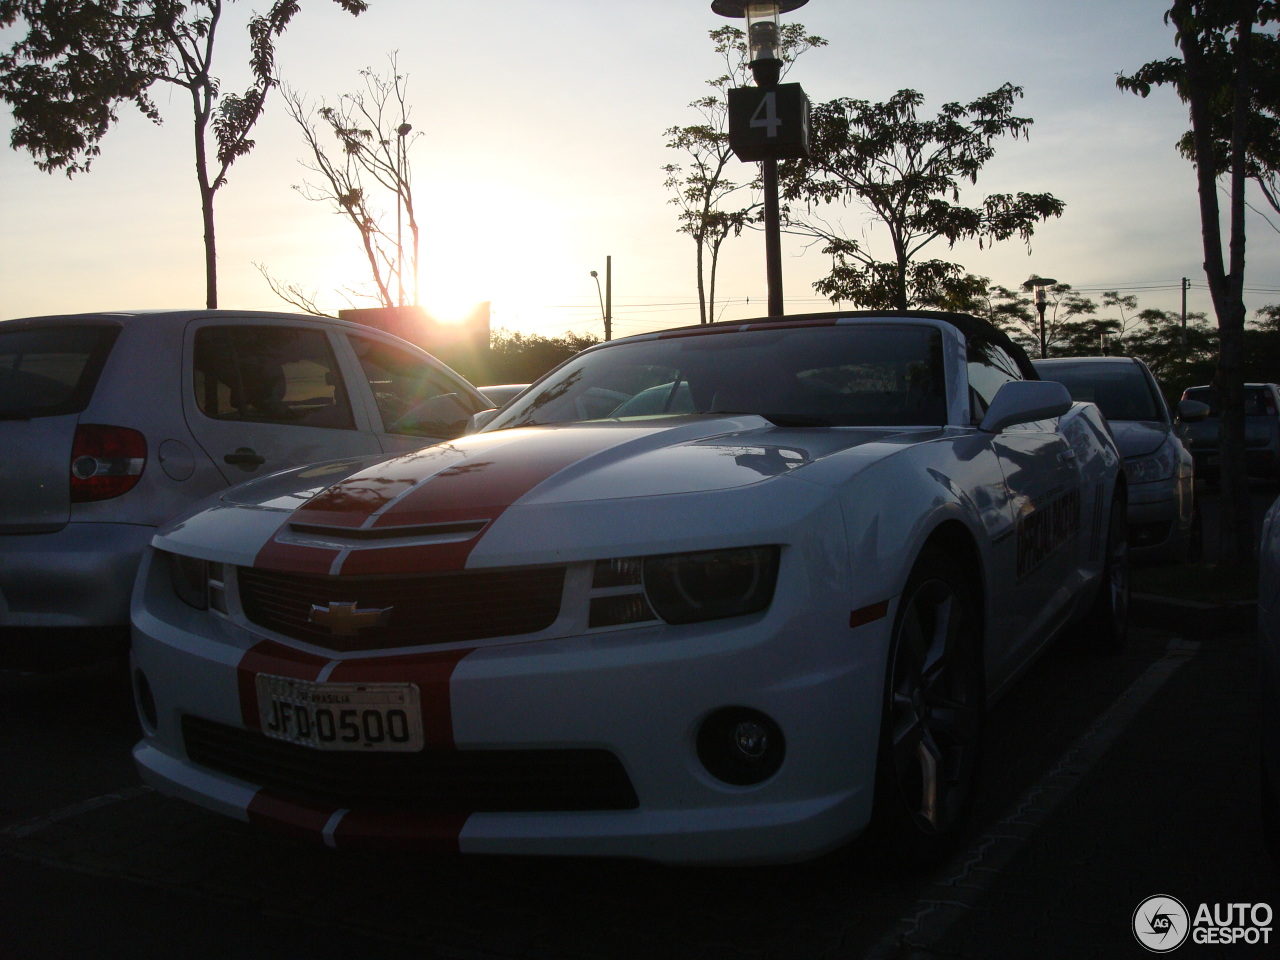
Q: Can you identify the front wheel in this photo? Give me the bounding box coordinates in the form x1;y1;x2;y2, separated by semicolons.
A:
1080;492;1130;652
868;546;984;865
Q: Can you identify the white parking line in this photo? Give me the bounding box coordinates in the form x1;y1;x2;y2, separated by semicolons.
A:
863;637;1202;960
0;785;154;841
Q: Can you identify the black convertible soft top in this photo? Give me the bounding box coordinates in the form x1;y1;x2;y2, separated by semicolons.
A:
703;309;1041;382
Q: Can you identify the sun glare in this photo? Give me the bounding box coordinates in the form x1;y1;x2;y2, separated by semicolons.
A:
421;293;486;326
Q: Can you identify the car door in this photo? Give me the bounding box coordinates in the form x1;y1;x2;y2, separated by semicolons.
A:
966;336;1079;672
341;333;490;455
991;420;1080;636
183;320;383;485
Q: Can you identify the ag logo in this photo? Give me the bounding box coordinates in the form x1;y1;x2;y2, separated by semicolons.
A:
1133;895;1190;952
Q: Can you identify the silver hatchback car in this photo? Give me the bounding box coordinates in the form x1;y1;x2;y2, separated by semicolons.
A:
1034;356;1206;562
0;309;492;677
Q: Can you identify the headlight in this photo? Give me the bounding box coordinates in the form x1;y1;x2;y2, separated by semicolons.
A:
1124;442;1177;483
588;546;780;628
165;551;209;610
163;551;226;612
643;546;780;625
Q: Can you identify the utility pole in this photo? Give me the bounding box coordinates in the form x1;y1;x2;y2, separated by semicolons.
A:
1181;277;1190;355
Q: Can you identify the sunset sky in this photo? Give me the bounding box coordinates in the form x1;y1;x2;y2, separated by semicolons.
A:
3;0;1279;340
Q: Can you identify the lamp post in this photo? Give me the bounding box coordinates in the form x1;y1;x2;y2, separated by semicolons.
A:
713;1;810;318
1023;275;1057;359
395;122;412;307
591;257;612;341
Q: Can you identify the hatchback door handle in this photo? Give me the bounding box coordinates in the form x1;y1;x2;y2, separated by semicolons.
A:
224;448;266;467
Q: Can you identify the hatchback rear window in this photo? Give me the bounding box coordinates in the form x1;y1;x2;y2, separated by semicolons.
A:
0;324;120;419
1183;386;1276;417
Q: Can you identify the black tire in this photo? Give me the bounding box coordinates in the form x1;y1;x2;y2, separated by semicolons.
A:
1080;493;1131;652
1187;503;1204;563
868;546;984;866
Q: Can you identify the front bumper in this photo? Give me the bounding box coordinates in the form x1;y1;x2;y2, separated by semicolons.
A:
131;548;892;865
1126;476;1193;560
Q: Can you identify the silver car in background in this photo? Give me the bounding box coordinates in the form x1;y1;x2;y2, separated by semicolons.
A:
0;309;491;677
1034;356;1205;562
1180;383;1280;485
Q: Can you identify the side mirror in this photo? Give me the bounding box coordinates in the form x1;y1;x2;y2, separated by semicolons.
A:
1177;398;1211;422
979;380;1073;433
465;408;500;434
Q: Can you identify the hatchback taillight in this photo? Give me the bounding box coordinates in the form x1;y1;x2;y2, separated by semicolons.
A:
70;424;147;502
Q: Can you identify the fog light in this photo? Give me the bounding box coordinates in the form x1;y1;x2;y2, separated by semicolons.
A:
697;707;785;785
134;669;158;731
733;720;770;758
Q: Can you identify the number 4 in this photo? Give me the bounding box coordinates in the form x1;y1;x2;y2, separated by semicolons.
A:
750;92;781;138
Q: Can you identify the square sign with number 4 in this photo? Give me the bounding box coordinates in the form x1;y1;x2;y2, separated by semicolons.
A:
728;83;811;162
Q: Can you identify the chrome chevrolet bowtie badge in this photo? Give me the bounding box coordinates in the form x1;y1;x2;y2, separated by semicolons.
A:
308;601;392;636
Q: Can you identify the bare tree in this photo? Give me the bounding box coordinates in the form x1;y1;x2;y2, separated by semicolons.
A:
262;54;421;314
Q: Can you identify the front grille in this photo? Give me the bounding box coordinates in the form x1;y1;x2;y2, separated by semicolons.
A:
237;565;566;651
182;715;639;812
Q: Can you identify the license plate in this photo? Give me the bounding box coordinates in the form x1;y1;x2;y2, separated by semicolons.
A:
255;675;423;752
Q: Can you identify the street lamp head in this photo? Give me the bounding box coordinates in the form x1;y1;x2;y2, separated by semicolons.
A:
711;1;809;87
1023;274;1058;290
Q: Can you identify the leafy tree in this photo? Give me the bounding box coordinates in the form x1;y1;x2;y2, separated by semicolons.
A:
779;85;1064;310
485;329;600;385
0;0;369;309
663;24;825;324
1118;0;1278;567
1121;308;1218;387
913;272;995;316
976;282;1096;357
260;54;419;316
1050;291;1146;357
1243;303;1280;379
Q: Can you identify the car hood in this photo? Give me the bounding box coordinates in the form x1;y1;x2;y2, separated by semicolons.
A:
155;416;928;572
232;416;915;511
1107;420;1169;459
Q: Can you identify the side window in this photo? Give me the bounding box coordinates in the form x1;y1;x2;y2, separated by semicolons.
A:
193;326;355;429
349;336;485;439
966;338;1023;422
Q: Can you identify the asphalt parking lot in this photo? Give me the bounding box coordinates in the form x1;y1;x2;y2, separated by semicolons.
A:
2;491;1278;959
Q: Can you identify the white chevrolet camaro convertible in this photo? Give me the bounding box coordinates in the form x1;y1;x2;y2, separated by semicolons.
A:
131;311;1126;865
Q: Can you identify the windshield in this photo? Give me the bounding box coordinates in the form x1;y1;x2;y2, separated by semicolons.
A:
1036;361;1165;423
486;323;947;430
